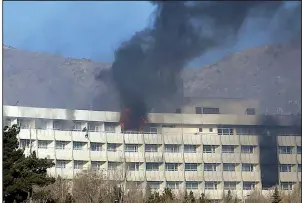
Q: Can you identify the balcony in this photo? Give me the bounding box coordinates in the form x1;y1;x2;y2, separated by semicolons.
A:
184;171;203;181
126;171;145;181
164;153;183;163
165;171;184;181
56;148;72;160
145;153;163;162
203;171;223;181
144;134;162;144
37;148;55;159
73;149;90;160
124;133;144;144
106;133;123;143
239;135;258;145
54;130;72;141
220;135;239;145
184;153;202;163
203;153;221;163
36;129;54;140
279;154;297;164
223;171;242;181
145;171;165;181
221;153;241;163
241;172;261;181
90;151;107;161
202;134;221;145
88;132;106;142
124;152;145;162
279;172;299;182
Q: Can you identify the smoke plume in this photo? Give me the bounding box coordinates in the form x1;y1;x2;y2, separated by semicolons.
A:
103;1;300;129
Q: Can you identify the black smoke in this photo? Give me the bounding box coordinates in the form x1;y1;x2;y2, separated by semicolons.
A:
258;115;301;188
103;1;300;129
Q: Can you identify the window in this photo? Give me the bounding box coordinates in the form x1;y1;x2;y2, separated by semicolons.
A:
184;145;197;153
224;182;237;190
148;181;160;190
209;128;213;132
19;139;32;148
105;123;116;132
205;182;218;190
199;128;203;132
237;128;256;135
73;142;85;150
278;146;293;154
91;161;102;170
223;163;236;172
146;163;161;171
297;146;302;154
4;118;12;127
38;140;49;149
243;182;256;190
108;162;120;170
35;119;48;129
246;108;255;115
107;143;118;152
242;164;254;172
127;163;140;171
56;160;67;169
145;144;158;152
166;182;179;189
17;119;30;129
165;144;180;153
74;160;84;169
90;142;102;151
56;141;68;150
73;122;82;131
203;145;216;153
222;145;235;153
125;144;138;152
185;163;198;171
53;120;62;130
241;145;254;154
218;128;234;135
195;107;202;114
175;108;181;113
165;163;179;171
279;164;293;172
281;182;294;190
203;107;220;114
186;182;199;190
298;164;301;172
88;122;101;132
204;163;217;171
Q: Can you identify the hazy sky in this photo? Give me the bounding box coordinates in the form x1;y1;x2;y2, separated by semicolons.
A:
3;1;300;67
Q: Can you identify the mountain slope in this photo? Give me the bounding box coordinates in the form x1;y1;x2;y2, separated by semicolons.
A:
3;40;301;115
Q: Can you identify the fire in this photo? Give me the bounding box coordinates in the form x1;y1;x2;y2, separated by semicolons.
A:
120;108;147;133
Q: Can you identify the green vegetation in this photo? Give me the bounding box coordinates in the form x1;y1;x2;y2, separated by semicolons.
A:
3;124;55;202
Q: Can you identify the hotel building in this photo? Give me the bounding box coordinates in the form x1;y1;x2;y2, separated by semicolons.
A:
3;98;301;201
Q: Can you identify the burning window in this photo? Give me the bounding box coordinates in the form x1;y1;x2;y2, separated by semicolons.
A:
120;108;148;132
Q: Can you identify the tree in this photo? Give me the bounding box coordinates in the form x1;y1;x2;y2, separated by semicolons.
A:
199;193;209;203
271;187;282;203
3;125;55;202
188;191;196;203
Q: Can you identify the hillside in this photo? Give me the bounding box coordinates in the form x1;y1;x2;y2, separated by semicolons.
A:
3;40;301;115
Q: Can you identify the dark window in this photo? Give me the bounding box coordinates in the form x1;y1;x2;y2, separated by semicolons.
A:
195;107;202;114
199;128;203;132
203;107;220;114
209;128;213;132
175;108;181;113
246;108;256;115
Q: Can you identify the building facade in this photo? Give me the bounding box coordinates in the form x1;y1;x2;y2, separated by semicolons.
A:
3;99;301;201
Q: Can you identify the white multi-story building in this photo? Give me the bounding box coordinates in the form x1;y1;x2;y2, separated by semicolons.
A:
3;98;301;201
